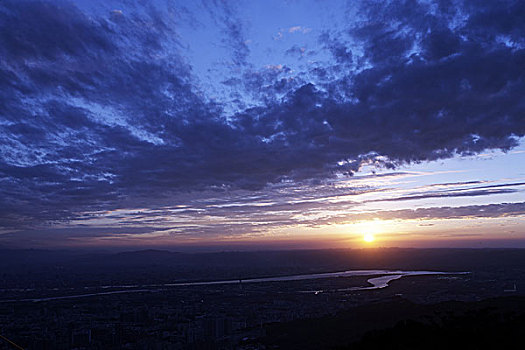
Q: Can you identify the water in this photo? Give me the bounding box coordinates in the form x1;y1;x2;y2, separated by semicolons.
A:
1;270;468;302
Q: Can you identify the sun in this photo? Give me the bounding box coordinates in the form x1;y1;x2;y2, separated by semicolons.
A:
347;219;387;245
363;233;375;243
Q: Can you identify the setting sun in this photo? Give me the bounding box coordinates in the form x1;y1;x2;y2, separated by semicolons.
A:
350;219;386;244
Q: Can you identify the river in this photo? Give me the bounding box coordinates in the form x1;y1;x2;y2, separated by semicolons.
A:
2;270;468;302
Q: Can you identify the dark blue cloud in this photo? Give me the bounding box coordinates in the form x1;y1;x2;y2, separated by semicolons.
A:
359;202;525;221
0;0;524;231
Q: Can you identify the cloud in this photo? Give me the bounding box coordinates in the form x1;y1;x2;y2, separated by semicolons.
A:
202;0;250;66
368;182;525;203
285;45;307;58
319;32;353;65
0;0;524;233
356;202;525;222
288;26;311;34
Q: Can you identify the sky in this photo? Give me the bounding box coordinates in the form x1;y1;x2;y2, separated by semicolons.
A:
0;0;524;250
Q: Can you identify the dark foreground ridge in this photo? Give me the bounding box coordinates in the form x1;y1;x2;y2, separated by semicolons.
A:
261;296;525;350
